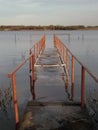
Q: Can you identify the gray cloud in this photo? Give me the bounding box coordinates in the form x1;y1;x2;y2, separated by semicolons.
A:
0;0;98;25
0;0;98;8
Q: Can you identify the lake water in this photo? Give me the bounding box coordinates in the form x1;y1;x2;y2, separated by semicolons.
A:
0;30;98;129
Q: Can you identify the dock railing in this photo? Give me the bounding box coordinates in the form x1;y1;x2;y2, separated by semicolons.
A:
8;35;45;127
54;34;98;107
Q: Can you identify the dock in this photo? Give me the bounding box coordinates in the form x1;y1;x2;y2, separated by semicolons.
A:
8;34;98;130
17;102;95;130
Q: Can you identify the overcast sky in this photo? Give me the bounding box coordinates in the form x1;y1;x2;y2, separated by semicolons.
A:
0;0;98;25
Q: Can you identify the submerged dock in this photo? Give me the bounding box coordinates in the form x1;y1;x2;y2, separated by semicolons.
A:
17;48;95;130
8;35;98;130
18;102;95;130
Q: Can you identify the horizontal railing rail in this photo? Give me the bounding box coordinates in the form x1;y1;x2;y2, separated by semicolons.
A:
54;34;98;107
8;35;46;128
30;35;45;62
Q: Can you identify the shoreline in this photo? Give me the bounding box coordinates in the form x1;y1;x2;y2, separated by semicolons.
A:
0;25;98;31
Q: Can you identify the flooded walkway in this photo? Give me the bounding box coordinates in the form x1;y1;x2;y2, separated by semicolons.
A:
17;48;96;130
35;48;67;102
18;102;95;130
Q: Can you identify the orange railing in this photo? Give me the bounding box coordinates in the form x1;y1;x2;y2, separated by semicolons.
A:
8;35;45;127
30;34;45;62
54;34;98;107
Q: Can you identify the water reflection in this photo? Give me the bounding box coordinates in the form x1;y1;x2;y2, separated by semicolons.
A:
30;76;36;100
0;30;98;130
0;85;12;114
0;85;14;130
62;73;71;100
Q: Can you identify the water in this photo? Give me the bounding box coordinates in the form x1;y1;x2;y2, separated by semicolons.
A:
0;30;98;129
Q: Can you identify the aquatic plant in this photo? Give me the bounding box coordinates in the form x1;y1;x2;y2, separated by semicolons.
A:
87;88;98;123
0;85;12;116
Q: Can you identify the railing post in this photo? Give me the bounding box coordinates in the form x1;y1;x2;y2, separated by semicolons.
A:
29;54;35;100
29;50;32;72
34;45;36;61
37;43;39;56
54;35;56;47
61;44;63;60
71;56;75;100
32;54;35;81
64;51;66;64
36;43;38;59
62;45;64;60
11;74;19;125
81;66;85;107
66;49;68;71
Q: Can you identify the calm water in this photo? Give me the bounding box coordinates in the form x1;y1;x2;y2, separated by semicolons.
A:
0;30;98;129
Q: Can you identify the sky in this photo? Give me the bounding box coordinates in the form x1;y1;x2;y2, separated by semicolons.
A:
0;0;98;26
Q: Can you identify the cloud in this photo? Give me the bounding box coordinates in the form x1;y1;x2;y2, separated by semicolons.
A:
29;0;98;6
1;9;98;26
0;0;98;25
1;0;98;8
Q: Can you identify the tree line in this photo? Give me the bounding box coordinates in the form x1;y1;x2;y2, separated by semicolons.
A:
0;25;98;31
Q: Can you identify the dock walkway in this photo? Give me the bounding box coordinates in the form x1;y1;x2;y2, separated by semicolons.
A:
17;48;95;130
34;48;67;102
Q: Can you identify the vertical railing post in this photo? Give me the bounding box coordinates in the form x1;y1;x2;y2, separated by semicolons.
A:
29;50;32;72
11;74;19;125
66;49;68;71
61;44;63;60
60;44;62;58
36;43;38;58
29;54;35;100
34;45;36;61
32;54;35;81
37;43;39;56
62;45;64;60
44;35;46;50
71;55;75;100
64;51;66;64
54;35;56;47
81;66;85;107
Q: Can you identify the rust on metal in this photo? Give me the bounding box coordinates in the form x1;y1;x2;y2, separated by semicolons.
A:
81;66;85;108
71;55;75;100
12;74;19;124
54;34;98;105
54;34;98;84
8;35;46;126
7;34;98;129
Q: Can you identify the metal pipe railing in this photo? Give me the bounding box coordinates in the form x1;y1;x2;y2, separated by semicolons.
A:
30;35;45;62
71;55;75;100
54;34;98;107
8;35;46;127
8;53;34;126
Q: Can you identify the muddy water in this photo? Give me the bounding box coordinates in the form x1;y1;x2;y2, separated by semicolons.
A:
0;30;98;129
